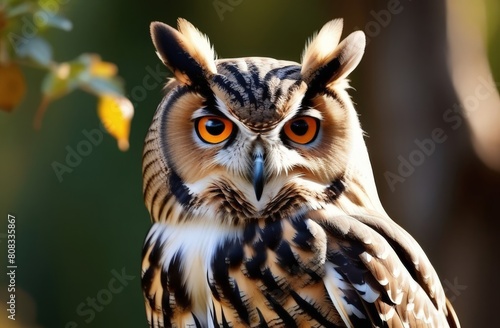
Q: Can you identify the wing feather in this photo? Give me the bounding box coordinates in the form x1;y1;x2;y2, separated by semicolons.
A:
311;210;459;327
323;262;355;328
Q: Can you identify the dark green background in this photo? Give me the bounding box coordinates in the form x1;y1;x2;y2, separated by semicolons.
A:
1;0;499;327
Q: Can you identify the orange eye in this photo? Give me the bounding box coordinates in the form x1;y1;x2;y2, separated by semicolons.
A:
195;116;234;144
283;116;319;145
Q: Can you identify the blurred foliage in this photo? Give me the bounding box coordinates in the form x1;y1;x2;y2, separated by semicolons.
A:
98;93;133;151
0;61;25;109
485;0;500;83
0;0;133;150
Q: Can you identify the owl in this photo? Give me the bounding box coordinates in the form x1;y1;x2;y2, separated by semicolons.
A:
141;18;460;328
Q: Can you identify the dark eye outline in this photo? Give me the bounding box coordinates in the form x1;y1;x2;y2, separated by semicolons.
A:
282;116;320;145
194;116;235;144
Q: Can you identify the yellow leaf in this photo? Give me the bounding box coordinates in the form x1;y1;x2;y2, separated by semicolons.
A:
90;55;118;78
0;62;26;112
98;94;134;151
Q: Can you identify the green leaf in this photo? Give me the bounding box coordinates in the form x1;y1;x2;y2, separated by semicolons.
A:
15;36;52;66
36;11;73;31
6;3;34;18
81;77;124;97
41;69;74;100
35;58;89;128
41;60;87;99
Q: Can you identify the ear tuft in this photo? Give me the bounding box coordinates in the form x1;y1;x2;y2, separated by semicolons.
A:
301;19;365;89
176;18;217;73
301;18;344;77
150;19;216;86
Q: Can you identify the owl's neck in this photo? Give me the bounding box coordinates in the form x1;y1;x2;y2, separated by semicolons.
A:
152;175;385;228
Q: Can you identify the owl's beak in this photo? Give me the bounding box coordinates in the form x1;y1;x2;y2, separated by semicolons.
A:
253;152;265;201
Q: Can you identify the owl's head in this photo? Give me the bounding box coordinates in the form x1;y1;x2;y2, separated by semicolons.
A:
143;18;382;225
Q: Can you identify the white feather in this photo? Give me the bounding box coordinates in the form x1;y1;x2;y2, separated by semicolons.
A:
146;222;241;327
352;282;380;303
323;262;355;328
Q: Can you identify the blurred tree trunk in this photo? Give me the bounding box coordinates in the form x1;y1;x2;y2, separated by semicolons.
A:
331;0;500;326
